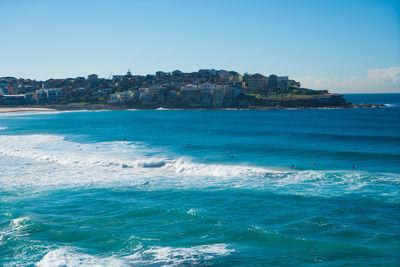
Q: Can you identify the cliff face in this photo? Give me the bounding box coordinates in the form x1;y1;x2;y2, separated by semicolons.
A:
260;94;347;108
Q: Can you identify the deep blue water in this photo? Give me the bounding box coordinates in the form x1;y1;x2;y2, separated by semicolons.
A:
0;94;399;266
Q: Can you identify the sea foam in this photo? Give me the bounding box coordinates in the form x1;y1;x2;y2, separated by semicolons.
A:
36;248;127;267
36;244;233;266
0;134;398;199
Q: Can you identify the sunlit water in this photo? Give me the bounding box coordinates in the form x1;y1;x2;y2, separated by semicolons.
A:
1;94;399;266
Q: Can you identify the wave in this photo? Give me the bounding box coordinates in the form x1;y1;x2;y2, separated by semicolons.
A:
0;126;7;130
0;134;280;178
155;107;185;110
0;134;399;199
0;216;32;241
36;248;128;267
383;103;400;108
36;244;233;266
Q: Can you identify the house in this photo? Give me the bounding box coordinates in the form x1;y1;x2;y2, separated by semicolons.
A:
248;74;266;92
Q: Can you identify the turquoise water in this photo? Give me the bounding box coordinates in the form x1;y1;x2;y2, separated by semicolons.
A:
1;94;399;266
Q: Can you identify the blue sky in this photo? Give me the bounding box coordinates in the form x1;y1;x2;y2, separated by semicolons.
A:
0;0;399;92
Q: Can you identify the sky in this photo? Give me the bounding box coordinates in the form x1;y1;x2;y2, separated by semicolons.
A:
0;0;399;93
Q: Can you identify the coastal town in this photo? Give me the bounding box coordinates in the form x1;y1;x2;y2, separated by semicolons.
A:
0;69;347;109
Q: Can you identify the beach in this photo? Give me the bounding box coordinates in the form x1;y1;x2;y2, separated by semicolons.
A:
0;107;56;113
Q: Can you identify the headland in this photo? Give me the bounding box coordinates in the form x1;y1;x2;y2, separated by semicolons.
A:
0;69;382;110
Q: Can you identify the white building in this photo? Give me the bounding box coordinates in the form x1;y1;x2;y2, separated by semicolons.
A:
198;83;217;91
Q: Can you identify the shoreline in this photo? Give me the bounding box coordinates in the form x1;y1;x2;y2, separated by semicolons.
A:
0;103;386;113
0;107;56;113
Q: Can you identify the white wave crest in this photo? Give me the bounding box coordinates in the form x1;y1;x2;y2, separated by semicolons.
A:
126;243;233;265
36;248;127;267
0;126;7;130
384;103;400;108
0;216;32;240
0;134;280;179
0;134;167;169
11;216;30;230
0;134;398;198
36;244;233;266
164;158;277;177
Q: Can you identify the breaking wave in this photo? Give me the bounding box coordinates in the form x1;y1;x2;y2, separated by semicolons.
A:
383;103;400;108
36;244;233;266
0;134;280;178
0;134;398;199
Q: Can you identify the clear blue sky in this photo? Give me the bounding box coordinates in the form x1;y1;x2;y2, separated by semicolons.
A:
1;0;399;92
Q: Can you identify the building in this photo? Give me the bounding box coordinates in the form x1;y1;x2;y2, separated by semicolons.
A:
36;89;48;103
172;70;183;77
232;73;243;83
181;85;201;106
198;82;217;91
288;80;301;88
33;88;62;103
24;93;35;104
277;76;289;90
87;74;98;81
212;88;224;107
46;88;63;102
200;91;212;107
225;84;242;99
1;95;26;105
248;74;265;92
109;90;134;103
155;87;168;103
267;74;278;89
0;87;10;95
167;90;178;103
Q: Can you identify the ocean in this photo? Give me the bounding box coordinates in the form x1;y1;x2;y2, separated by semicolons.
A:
0;93;399;266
